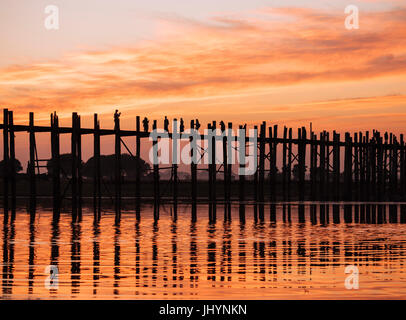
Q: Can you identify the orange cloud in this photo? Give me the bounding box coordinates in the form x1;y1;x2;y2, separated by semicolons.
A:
0;6;406;129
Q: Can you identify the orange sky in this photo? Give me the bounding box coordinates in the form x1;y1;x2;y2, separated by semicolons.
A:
1;2;406;166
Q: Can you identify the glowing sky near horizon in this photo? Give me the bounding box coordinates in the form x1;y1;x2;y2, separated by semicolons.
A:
1;0;406;166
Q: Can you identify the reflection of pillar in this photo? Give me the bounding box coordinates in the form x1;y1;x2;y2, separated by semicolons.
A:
92;222;100;295
189;223;198;285
70;223;81;296
49;220;60;296
114;224;121;296
28;221;36;295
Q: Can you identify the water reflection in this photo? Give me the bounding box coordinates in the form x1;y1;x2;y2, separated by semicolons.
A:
0;202;406;299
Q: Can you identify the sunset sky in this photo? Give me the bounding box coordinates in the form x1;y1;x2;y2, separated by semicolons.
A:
1;0;406;166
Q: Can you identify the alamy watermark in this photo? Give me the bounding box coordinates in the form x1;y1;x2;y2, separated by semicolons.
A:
344;265;359;289
44;5;59;30
148;120;257;176
44;265;59;289
345;5;359;30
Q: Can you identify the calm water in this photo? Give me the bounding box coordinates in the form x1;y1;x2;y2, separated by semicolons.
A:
1;202;406;300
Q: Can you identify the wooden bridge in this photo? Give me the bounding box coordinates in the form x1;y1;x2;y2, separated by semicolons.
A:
1;108;405;223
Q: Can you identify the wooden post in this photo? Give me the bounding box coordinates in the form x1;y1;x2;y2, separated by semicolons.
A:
282;127;288;201
269;125;278;202
258;122;265;204
370;133;377;201
93;114;101;220
71;112;78;221
172;119;178;218
319;131;325;201
400;134;405;199
135;116;141;219
310;132;317;201
298;127;306;201
211;121;217;213
377;133;384;201
365;131;371;201
3;109;9;218
359;132;365;200
222;122;228;206
333;132;340;201
354;133;359;201
325;132;330;200
8;111;16;219
51;112;61;219
208;123;213;220
227;122;232;216
152;120;159;220
344;132;352;201
288;128;292;201
114;111;121;222
29;112;36;214
77;115;83;221
239;125;245;221
383;132;388;199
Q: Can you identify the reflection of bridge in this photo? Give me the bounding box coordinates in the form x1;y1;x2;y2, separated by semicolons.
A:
1;203;405;299
1;108;405;223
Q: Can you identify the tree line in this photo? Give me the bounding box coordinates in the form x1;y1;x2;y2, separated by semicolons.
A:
0;154;151;179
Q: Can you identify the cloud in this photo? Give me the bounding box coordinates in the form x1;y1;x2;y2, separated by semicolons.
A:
0;6;406;125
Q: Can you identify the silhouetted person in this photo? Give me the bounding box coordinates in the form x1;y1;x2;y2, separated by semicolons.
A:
143;117;149;132
220;121;225;132
195;119;201;131
114;110;121;129
164;116;169;132
180;118;185;133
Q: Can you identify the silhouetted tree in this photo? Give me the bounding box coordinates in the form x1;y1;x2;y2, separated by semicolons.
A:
0;159;23;176
292;163;308;181
83;154;150;179
46;153;84;177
